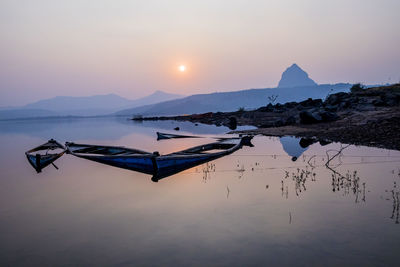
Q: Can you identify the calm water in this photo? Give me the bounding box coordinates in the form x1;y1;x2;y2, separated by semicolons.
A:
0;117;399;266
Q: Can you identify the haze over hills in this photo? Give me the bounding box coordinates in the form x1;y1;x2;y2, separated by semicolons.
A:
116;64;351;116
0;90;183;119
1;64;360;120
116;84;351;116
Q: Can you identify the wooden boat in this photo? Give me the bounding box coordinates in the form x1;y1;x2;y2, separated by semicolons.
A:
156;131;249;142
25;139;66;173
65;142;157;175
66;136;252;181
156;132;200;140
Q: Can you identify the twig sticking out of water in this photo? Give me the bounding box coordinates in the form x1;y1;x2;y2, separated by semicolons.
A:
307;155;317;168
389;182;400;224
236;164;245;179
202;162;216;182
281;167;317;198
325;144;351;168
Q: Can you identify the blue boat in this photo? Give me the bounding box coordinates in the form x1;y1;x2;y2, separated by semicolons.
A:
25;139;66;173
65;136;252;181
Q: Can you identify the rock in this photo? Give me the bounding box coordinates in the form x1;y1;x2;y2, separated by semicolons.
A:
319;111;339;122
258;103;274;112
355;104;375;111
283;102;298;109
325;92;349;106
299;98;322;108
324;105;338;112
274;119;286;127
372;99;386;106
259;122;274;128
286;116;297;125
382;93;399;106
338;100;351;109
277;64;317;88
228;117;237;130
299;111;322;124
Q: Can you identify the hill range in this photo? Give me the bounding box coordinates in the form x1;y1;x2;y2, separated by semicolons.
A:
1;64;354;120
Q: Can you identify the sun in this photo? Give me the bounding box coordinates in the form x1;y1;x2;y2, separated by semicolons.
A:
178;65;186;72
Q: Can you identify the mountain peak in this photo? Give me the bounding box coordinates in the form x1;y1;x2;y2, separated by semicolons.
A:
151;90;169;96
278;64;317;88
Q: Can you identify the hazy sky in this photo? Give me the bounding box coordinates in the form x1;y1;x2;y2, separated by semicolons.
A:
1;0;399;106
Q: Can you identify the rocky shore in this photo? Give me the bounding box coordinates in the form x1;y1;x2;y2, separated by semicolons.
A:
133;84;400;151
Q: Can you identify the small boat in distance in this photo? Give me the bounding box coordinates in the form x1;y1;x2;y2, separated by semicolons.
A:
156;132;200;140
25;139;66;173
66;136;253;181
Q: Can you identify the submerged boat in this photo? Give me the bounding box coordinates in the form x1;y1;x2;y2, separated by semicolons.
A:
66;136;252;181
25;139;66;173
156;132;200;140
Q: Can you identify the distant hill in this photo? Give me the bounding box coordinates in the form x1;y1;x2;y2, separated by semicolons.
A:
116;83;352;116
127;90;184;108
22;91;183;116
0;90;183;119
23;94;132;112
0;109;59;120
278;64;317;88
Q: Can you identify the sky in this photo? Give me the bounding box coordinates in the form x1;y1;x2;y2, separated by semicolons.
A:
1;0;399;106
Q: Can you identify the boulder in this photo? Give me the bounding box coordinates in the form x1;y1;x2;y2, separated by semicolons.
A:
324;105;338;112
355;104;375;111
372;99;386;106
382;93;399;106
299;98;323;108
274;119;286;127
325;92;349;106
286;116;297;125
319;111;339;122
259;122;274;128
299;111;322;124
258;103;274;112
228;117;237;130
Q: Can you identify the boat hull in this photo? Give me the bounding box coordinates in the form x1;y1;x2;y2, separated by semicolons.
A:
65;137;252;181
25;139;66;173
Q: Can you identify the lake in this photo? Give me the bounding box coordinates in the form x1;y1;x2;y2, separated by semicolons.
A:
0;117;399;266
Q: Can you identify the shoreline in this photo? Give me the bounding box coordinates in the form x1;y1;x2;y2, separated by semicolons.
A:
132;84;400;151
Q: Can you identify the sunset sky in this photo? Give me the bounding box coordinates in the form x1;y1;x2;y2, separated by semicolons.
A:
1;0;399;106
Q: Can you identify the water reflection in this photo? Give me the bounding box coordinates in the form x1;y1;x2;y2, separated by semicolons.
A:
280;136;329;161
280;136;309;161
0;117;255;141
4;120;400;266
